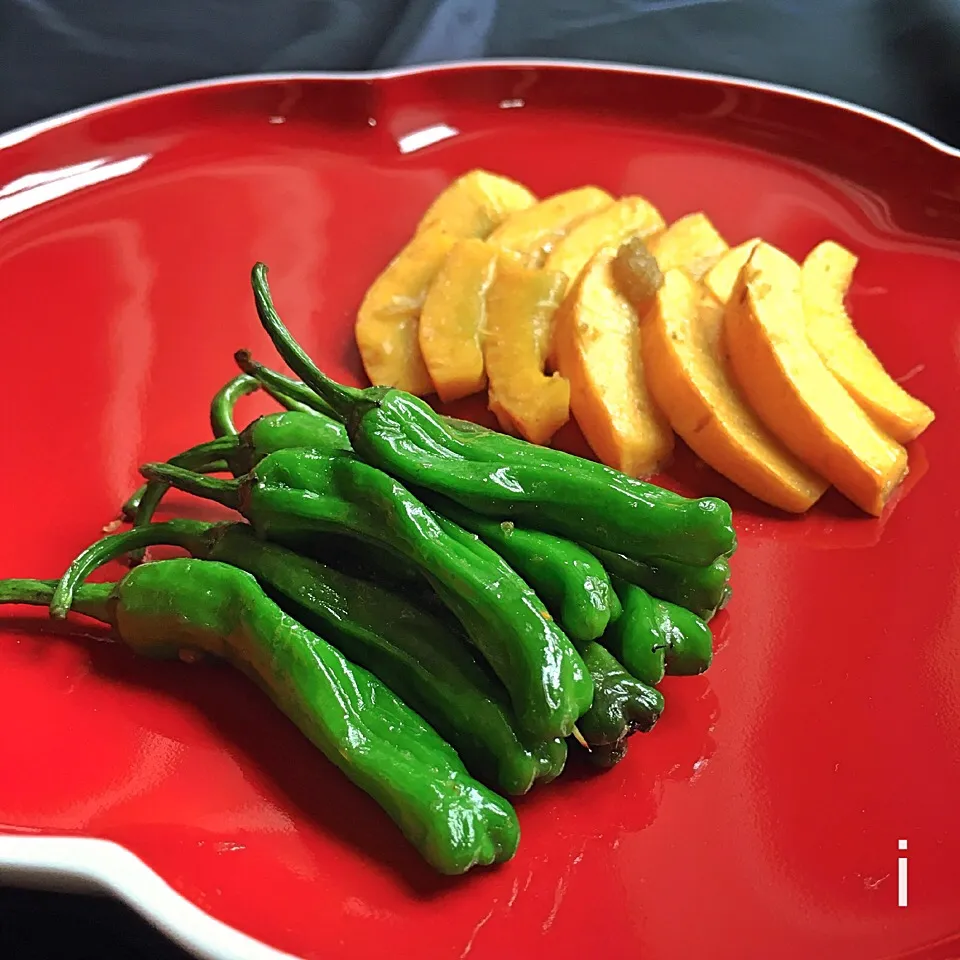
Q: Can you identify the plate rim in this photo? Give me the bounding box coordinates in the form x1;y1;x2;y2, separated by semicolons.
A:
1;57;957;960
1;57;958;159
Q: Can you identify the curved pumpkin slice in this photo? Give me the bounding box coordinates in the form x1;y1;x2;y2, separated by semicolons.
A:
725;242;908;516
648;212;729;279
483;253;571;445
414;169;538;238
703;238;761;303
356;171;536;395
545;195;666;293
642;268;828;512
355;228;458;394
553;245;674;477
801;240;935;442
419;239;498;403
488;186;614;268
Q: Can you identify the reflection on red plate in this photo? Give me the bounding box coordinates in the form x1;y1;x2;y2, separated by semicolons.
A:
2;64;960;960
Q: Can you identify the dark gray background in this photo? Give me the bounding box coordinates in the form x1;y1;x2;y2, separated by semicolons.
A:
2;0;958;957
3;0;960;143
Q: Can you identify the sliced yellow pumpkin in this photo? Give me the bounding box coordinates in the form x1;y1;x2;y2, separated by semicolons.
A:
355;229;458;395
703;237;761;303
801;240;935;442
647;212;729;279
414;169;538;238
418;238;498;403
488;186;614;268
544;195;666;293
552;244;674;477
483;253;571;444
724;242;908;516
356;170;536;395
641;268;828;512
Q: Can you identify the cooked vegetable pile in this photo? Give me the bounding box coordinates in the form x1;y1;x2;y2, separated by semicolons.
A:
0;263;736;875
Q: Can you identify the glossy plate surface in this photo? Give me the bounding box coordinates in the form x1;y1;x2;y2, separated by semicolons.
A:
1;63;959;960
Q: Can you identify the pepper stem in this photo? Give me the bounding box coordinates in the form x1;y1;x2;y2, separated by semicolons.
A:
249;262;373;422
49;519;216;619
131;436;238;530
1;578;115;626
122;436;237;526
210;373;261;438
139;462;243;511
571;725;591;752
234;351;339;420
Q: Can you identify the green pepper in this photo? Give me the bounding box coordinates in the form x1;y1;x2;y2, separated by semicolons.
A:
140;449;594;742
2;560;520;874
584;739;629;770
658;599;714;677
123;373;259;521
602;580;667;686
247;263;737;568
589;545;731;621
576;642;663;747
422;495;620;643
50;519;566;795
602;578;714;685
134;406;455;619
131;409;351;529
123;372;347;522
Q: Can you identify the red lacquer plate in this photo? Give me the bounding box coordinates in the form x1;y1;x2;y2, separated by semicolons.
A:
1;61;959;960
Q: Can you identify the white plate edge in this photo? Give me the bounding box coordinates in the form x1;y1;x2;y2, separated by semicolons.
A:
0;835;302;960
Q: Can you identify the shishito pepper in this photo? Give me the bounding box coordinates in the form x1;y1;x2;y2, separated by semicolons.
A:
50;519;566;796
123;373;350;523
602;578;714;686
576;642;663;747
130;408;351;529
2;560;520;874
423;494;620;643
139;449;594;742
131;407;443;610
589;545;732;622
247;263;737;568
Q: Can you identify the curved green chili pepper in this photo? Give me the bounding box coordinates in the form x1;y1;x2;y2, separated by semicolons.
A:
602;580;667;687
132;410;351;529
138;449;594;742
423;494;619;643
658;600;714;676
123;373;257;521
576;642;663;747
585;740;628;770
5;561;519;874
589;546;731;621
123;373;341;521
50;519;566;795
130;413;436;607
601;578;715;685
248;263;736;568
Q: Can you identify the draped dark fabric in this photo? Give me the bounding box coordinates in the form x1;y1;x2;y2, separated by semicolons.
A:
2;0;960;144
